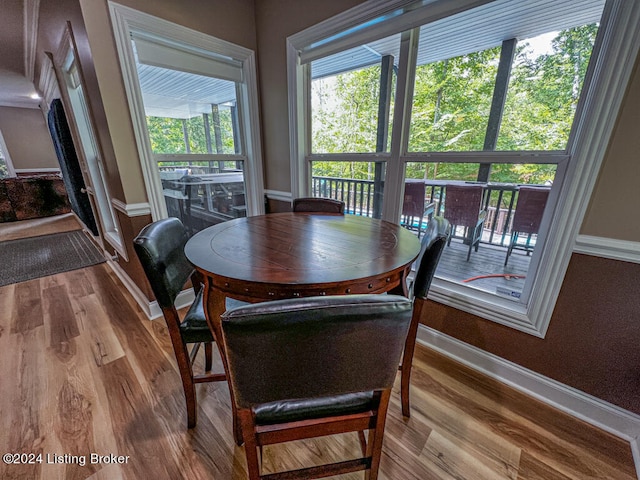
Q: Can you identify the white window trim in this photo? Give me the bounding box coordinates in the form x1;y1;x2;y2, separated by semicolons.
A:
287;0;640;337
108;2;264;222
0;129;16;177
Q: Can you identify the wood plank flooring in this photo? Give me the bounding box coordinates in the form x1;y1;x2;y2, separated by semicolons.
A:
0;212;81;241
0;216;636;480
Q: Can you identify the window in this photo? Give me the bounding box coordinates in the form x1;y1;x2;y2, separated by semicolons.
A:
110;2;264;234
288;0;640;335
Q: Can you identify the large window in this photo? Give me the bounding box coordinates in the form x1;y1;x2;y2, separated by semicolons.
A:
110;3;264;236
288;0;640;335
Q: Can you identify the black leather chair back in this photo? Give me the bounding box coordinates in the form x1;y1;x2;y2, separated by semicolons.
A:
292;197;345;214
412;216;451;300
133;217;194;309
221;295;412;409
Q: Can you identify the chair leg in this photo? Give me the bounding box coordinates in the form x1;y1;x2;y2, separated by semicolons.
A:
184;378;198;429
366;390;392;480
401;303;422;417
162;307;200;429
204;342;213;372
504;232;516;266
238;409;262;480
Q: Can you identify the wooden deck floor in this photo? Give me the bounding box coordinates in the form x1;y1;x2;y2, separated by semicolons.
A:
436;237;531;299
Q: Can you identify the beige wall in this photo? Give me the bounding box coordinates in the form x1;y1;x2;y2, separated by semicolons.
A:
255;0;367;193
110;0;257;51
582;55;640;242
0;106;59;171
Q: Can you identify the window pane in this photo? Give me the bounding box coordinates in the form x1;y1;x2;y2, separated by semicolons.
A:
405;161;555;299
159;161;246;235
311;161;386;218
408;46;500;152
133;39;238;155
132;36;247;235
310;34;400;154
497;25;600;151
145;102;236;155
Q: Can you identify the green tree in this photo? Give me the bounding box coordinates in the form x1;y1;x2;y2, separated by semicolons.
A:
311;24;598;187
498;24;598;152
409;47;500;153
146;116;186;154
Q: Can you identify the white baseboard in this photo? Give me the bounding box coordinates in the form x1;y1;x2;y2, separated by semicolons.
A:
417;325;640;479
106;259;195;320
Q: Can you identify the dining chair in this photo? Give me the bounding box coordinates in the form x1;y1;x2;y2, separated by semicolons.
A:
505;186;550;266
221;294;413;480
442;184;487;261
133;217;229;428
402;216;451;417
292;196;345;214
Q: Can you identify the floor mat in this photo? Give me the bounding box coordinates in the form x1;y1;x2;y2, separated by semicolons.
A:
0;230;104;287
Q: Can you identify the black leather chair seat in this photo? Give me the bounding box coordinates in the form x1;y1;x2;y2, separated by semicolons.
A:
254;391;375;426
179;289;213;344
180;290;248;344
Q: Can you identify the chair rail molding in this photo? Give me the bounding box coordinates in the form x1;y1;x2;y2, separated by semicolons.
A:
264;189;292;203
111;198;151;217
574;234;640;264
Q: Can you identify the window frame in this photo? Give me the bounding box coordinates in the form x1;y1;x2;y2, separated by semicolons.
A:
109;2;265;221
287;0;640;336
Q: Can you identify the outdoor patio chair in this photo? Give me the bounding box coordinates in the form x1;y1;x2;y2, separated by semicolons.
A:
505;186;550;266
133;217;235;428
221;294;412;480
402;180;435;238
292;196;345;214
402;216;450;417
442;184;487;261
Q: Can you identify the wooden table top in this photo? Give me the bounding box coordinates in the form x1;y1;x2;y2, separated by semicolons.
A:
184;212;421;300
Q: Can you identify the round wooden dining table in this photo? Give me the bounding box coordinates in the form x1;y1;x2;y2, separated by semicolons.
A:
184;212;421;444
185;212;421;303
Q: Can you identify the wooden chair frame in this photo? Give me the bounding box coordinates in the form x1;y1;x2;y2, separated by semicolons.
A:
238;390;391;480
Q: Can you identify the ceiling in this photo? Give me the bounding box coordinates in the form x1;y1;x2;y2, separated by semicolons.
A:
0;0;42;109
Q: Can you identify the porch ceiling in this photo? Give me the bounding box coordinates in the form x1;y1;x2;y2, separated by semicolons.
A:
134;0;605;120
311;0;605;78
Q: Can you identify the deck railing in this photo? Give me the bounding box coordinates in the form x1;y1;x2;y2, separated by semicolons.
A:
312;176;376;216
312;176;545;248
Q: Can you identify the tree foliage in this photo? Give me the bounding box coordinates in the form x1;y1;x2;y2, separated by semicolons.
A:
146;108;236;155
311;24;598;186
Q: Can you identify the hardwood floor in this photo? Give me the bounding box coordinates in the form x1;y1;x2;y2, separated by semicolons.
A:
0;216;636;480
0;212;81;241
